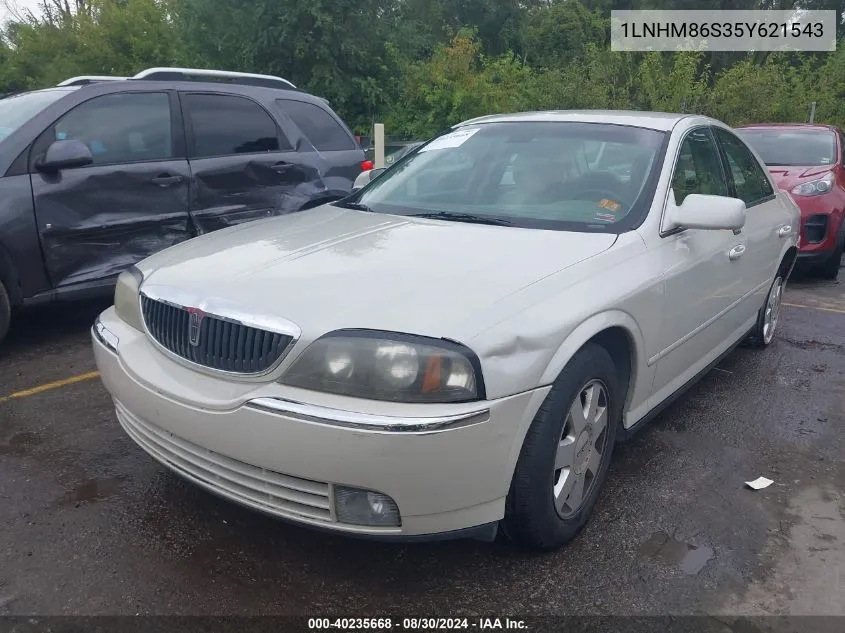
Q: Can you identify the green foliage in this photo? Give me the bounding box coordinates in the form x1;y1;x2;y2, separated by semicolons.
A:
1;0;843;136
2;0;184;90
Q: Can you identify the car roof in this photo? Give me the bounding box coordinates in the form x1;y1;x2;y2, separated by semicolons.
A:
31;79;331;108
737;123;840;132
2;86;80;99
454;110;701;132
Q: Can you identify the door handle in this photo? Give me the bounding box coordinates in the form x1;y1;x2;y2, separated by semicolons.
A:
778;225;793;238
729;244;746;261
271;162;292;173
151;175;184;187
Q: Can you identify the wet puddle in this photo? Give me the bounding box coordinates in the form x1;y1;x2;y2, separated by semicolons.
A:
60;477;123;506
0;432;42;455
640;531;714;575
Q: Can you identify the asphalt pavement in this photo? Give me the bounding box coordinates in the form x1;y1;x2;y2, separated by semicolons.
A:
0;271;843;617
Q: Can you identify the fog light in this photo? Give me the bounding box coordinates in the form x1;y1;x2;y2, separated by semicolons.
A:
334;486;401;527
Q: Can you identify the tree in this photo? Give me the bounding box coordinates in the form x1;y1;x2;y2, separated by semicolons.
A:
2;0;183;90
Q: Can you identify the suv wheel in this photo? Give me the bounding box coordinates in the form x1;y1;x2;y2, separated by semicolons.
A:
504;342;621;550
816;237;843;280
0;280;10;346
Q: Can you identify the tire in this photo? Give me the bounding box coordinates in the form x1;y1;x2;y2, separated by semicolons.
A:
748;274;784;347
815;238;843;280
504;342;622;550
0;280;10;347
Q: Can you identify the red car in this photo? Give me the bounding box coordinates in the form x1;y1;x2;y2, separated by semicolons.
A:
736;124;845;279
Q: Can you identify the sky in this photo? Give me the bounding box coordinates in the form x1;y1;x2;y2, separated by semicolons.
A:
1;0;43;24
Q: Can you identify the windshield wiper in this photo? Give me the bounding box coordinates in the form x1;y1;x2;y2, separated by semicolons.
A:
408;211;513;226
333;200;373;212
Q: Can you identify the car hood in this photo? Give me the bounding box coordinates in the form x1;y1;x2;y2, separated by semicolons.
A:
767;165;833;190
138;205;617;341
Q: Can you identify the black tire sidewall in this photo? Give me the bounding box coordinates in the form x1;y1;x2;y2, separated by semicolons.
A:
751;274;783;347
505;342;622;549
816;239;843;279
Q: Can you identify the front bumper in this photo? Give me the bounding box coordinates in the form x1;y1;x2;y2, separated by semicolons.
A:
92;307;549;540
796;250;835;265
794;195;843;258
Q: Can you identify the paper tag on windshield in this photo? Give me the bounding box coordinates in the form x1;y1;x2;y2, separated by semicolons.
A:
420;128;479;152
599;198;622;213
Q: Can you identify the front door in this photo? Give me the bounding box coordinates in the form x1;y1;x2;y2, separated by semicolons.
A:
30;91;191;288
649;127;749;406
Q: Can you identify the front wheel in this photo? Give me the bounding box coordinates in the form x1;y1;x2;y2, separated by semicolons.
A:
504;343;621;550
815;238;843;280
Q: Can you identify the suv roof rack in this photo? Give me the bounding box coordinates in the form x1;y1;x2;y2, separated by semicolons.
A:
131;67;297;89
57;75;128;86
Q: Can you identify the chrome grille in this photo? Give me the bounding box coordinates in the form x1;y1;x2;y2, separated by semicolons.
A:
115;400;334;523
140;295;292;374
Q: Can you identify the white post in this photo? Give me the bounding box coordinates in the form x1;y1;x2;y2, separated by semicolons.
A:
809;102;816;124
374;123;385;168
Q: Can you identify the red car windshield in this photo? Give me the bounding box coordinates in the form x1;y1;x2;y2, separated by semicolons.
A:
736;128;837;167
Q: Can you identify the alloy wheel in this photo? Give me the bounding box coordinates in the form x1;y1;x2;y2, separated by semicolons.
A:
763;276;784;345
553;379;610;519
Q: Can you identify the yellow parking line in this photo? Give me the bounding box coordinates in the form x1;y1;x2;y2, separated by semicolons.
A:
0;371;100;404
783;302;845;315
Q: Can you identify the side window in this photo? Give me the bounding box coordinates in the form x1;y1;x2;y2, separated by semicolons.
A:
183;94;291;158
278;99;356;151
840;132;845;164
48;92;173;166
671;128;729;206
713;128;774;205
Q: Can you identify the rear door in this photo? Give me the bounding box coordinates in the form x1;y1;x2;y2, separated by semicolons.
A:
712;126;789;321
275;97;364;190
180;92;324;233
30;91;191;288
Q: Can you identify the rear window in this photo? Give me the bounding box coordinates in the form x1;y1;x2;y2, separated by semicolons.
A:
278;99;356;151
736;128;837;167
184;93;290;158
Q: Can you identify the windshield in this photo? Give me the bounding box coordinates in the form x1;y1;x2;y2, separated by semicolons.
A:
736;128;837;167
0;89;72;142
344;121;666;231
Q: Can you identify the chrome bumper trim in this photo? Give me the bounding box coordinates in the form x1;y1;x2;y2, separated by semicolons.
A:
246;397;490;434
93;318;119;353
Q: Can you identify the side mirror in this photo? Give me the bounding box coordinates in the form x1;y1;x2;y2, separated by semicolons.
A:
36;139;94;172
351;167;386;192
666;193;746;231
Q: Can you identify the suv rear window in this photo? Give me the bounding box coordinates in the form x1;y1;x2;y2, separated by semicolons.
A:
278;99;356;151
184;93;291;158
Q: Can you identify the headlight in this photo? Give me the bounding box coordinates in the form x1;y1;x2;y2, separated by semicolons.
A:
791;173;833;197
114;266;144;331
281;330;484;403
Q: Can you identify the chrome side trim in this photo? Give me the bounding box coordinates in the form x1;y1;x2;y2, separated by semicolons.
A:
93;318;119;353
138;285;301;380
246;398;491;434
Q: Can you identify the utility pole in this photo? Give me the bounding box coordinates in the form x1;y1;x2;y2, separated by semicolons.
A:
809;102;816;124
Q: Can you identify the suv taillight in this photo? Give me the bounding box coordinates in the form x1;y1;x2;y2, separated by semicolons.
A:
361;160;374;172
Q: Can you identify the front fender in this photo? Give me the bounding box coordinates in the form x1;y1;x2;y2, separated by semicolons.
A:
538;309;645;388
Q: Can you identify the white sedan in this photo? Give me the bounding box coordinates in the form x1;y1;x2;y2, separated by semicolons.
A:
92;111;800;550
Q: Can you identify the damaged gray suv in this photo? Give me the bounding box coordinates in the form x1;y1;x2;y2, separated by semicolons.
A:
0;67;365;345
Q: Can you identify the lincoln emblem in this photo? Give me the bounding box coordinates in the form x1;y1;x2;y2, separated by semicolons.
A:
187;308;206;347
